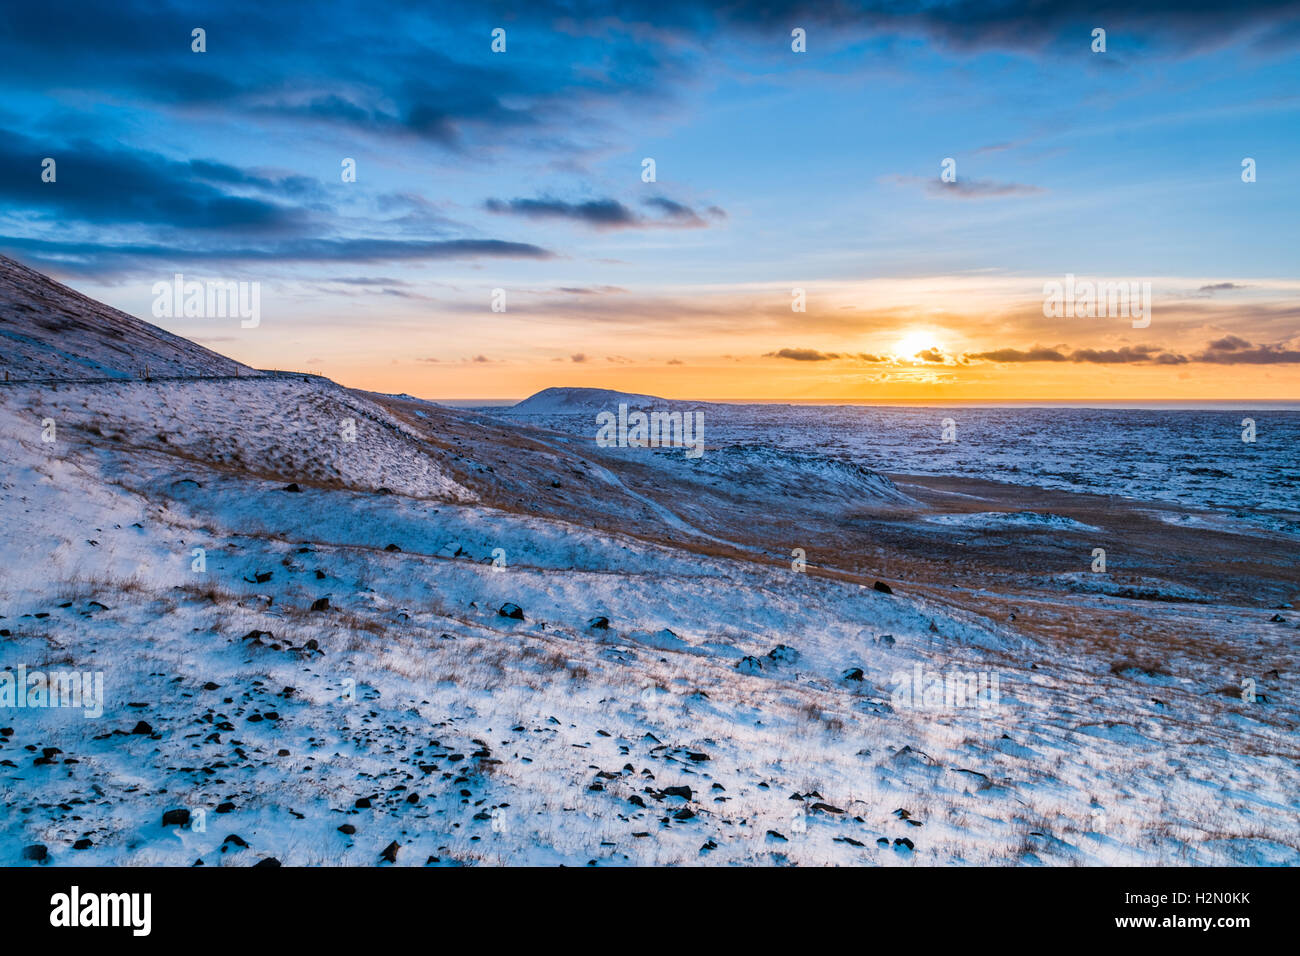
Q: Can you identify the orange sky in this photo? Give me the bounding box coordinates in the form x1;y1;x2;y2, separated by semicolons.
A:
168;274;1300;401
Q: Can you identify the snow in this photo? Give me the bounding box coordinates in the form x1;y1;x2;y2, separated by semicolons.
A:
1;266;1297;868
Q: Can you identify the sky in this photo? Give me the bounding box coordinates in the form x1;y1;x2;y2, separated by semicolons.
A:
2;0;1298;401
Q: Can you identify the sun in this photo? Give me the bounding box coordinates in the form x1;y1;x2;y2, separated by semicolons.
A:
894;330;940;361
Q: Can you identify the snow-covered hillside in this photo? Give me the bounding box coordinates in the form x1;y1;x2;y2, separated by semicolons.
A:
1;261;1297;867
0;254;255;381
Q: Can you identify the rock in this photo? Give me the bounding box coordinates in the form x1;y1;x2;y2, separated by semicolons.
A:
384;543;401;552
894;837;914;850
338;824;356;835
281;483;301;493
876;634;896;646
355;797;372;809
873;580;894;594
735;655;763;675
587;616;610;630
380;841;400;863
498;603;524;620
810;802;844;814
841;667;865;682
1270;614;1286;623
253;857;280;867
766;830;788;842
131;720;153;735
73;838;92;850
661;785;692;801
311;597;330;612
22;844;48;862
222;834;248;848
202;681;220;691
162;808;191;826
766;644;799;664
216;802;235;813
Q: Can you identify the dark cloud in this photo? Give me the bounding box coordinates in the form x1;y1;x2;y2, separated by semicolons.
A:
0;235;553;277
1198;282;1246;293
485;198;638;228
1196;338;1300;363
1067;345;1169;364
0;132;306;232
968;347;1068;362
765;348;841;361
485;195;724;230
966;338;1300;364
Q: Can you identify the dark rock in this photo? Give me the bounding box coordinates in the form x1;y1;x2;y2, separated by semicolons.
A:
841;667;865;682
661;785;692;801
72;838;92;850
222;834;248;848
587;616;610;630
384;543;401;552
162;808;191;827
498;603;524;620
131;720;153;734
873;580;894;594
338;824;356;835
253;857;280;867
766;644;799;664
380;841;400;863
281;483;301;493
894;837;915;850
22;844;48;862
311;597;330;612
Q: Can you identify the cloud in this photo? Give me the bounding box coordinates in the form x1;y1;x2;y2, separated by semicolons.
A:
484;197;638;228
1197;282;1246;293
0;132;307;232
484;195;724;230
765;348;840;361
886;175;1045;200
0;236;553;277
967;347;1068;362
570;353;588;363
1195;338;1300;363
965;338;1300;365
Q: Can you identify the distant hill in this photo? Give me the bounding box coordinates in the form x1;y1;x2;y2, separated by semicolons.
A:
0;254;257;381
505;386;710;414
